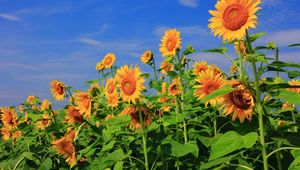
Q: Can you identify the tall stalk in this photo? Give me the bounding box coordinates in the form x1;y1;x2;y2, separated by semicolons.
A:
245;30;268;170
136;100;149;170
152;57;158;83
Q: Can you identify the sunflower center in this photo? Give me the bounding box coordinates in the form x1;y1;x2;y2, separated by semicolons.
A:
229;90;251;110
204;81;219;94
197;66;207;72
107;83;115;94
104;57;112;65
61;140;74;156
56;85;64;95
223;4;249;31
121;78;136;95
166;38;176;51
170;84;179;92
83;96;91;108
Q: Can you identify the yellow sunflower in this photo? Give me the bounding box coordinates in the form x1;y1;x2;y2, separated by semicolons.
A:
88;82;100;94
230;64;237;74
0;107;18;130
120;106;152;130
168;77;182;96
52;130;77;167
194;69;225;106
105;114;115;121
26;95;36;105
160;60;174;75
103;53;116;68
161;82;167;94
140;50;153;64
209;64;222;76
19;104;24;114
193;61;208;75
1;128;10;140
116;65;145;104
105;78;116;97
95;61;105;71
65;105;84;124
159;29;181;57
288;79;300;93
208;0;261;42
36;114;51;130
50;80;66;101
106;92;119;108
234;39;247;56
74;91;92;120
222;80;254;123
41;99;51;111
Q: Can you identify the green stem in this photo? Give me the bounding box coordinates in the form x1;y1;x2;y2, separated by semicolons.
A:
267;147;300;159
13;157;25;170
214;110;217;136
101;70;104;86
292;110;298;132
246;30;268;170
275;47;279;77
136;100;149;170
276;142;283;170
152;58;158;83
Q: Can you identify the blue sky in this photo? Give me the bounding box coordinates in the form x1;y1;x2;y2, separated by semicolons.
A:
0;0;300;107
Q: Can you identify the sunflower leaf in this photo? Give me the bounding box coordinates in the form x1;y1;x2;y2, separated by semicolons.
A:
288;43;300;47
278;90;300;106
249;32;266;42
202;48;228;54
201;85;235;103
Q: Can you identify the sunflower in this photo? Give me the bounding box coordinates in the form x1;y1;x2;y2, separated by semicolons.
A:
0;107;18;130
282;102;294;110
88;82;100;95
65;105;84;124
194;69;225;106
116;65;145;104
26;95;36;105
103;53;116;68
208;0;261;42
209;64;222;76
105;78;116;97
50;80;66;101
12;130;22;140
1;128;10;140
234;40;247;56
52;130;77;167
41;99;51;111
120;106;152;130
96;61;105;71
106;92;119;108
74;91;92;120
161;82;167;94
140;50;153;64
230;64;237;74
105;114;115;121
288;79;300;93
193;61;208;75
159;29;181;57
36;114;51;130
19;104;24;114
222;80;254;123
168;77;182;96
160;60;174;75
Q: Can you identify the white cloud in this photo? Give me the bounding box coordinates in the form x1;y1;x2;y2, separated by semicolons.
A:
258;29;300;47
178;0;198;8
153;25;209;37
79;37;103;46
0;13;20;21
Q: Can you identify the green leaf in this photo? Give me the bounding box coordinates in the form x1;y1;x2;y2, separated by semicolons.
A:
270;61;300;69
183;45;196;55
278;90;300;106
200;154;238;170
202;48;228;54
38;158;52;170
289;150;300;170
22;152;40;165
209;131;258;160
201;85;235;103
288;70;300;79
169;140;198;157
288;43;300;47
114;161;123;170
105;148;129;162
249;32;266;42
101;141;116;152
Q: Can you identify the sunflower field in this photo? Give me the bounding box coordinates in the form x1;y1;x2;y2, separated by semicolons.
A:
1;0;300;170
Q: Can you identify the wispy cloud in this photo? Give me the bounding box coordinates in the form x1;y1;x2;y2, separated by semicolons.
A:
178;0;198;8
153;25;208;37
258;29;300;46
0;13;20;21
79;37;103;46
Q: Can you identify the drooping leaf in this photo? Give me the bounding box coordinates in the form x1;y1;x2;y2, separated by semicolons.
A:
249;32;266;42
278;90;300;106
202;48;228;54
169;140;199;157
202;85;235;103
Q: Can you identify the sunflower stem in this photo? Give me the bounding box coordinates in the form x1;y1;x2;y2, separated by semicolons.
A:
292;110;298;132
276;142;283;170
213;109;217;136
275;47;279;78
246;30;268;170
136;99;149;170
152;57;158;84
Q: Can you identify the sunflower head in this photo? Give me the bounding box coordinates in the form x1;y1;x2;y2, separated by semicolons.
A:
282;102;295;110
234;40;247;56
230;64;237;74
168;77;182;96
41;99;51;111
288;79;300;93
105;114;116;121
193;61;208;75
222;80;254;123
194;69;225;106
105;78;116;96
116;65;145;104
208;0;261;42
0;107;18;130
96;61;105;71
106;92;119;108
52;130;77;167
103;53;116;68
65;105;84;124
120;106;152;130
88;82;100;96
74;91;92;120
50;80;66;101
140;50;153;64
159;29;181;57
1;128;10;140
160;60;174;75
26;95;36;105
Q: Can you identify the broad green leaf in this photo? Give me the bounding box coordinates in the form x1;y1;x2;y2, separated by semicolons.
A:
169;140;198;157
183;45;196;55
249;32;266;42
114;161;123;170
22;152;40;164
270;61;300;69
288;70;300;79
209;131;258;160
200;153;238;170
289;150;300;170
38;158;52;170
201;85;235;103
288;43;300;47
101;141;116;152
278;90;300;106
202;48;228;54
105;148;129;163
